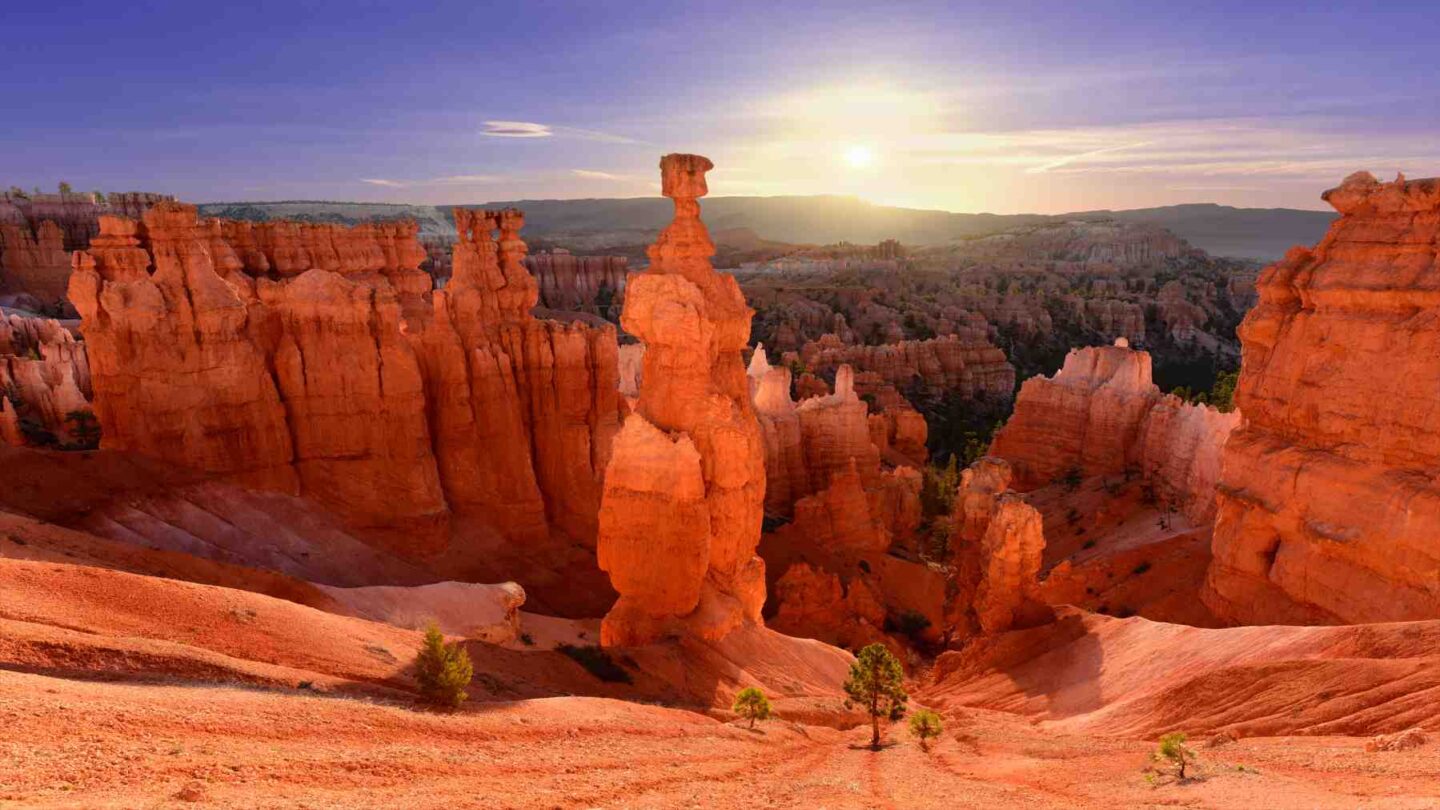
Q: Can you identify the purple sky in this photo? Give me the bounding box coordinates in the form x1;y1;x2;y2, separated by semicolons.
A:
3;0;1435;213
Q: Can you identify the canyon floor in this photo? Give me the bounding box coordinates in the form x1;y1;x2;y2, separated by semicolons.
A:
4;669;1439;809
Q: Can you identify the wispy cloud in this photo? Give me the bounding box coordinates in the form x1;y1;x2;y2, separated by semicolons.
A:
430;174;502;184
1024;141;1152;174
482;120;552;138
358;174;503;189
571;169;624;180
480;120;644;144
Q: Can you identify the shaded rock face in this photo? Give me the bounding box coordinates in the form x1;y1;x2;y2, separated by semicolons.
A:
793;331;1015;404
0;191;171;304
0;221;70;304
990;340;1238;523
948;458;1046;635
1205;173;1440;625
69;201;620;567
525;250;628;314
0;312;92;446
597;154;767;647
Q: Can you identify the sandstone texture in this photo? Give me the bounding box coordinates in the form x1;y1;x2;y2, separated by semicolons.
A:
0;190;170;304
526;249;628;314
991;339;1239;523
0;311;91;446
69;201;620;571
596;154;767;647
1205;173;1440;624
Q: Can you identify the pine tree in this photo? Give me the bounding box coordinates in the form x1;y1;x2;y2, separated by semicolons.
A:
843;643;908;750
732;687;772;729
414;624;473;710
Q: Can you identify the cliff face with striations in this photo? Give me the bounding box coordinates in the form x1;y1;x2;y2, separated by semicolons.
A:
596;154;767;647
525;250;628;314
990;339;1238;523
69;201;621;593
0;191;171;304
793;330;1015;404
0;312;92;446
1205;172;1440;625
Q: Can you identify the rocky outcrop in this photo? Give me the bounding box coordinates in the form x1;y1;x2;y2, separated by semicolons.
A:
526;250;628;314
0;221;70;303
1205;173;1440;625
596;154;767;647
0;191;170;304
795;331;1015;403
948;458;1046;635
990;339;1238;523
69;201;620;575
0;312;92;446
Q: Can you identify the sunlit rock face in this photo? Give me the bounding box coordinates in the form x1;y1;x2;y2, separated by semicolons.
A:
596;154;768;647
1205;172;1440;625
69;201;620;564
990;339;1238;524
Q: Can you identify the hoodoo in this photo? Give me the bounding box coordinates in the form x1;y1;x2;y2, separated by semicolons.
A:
67;201;621;610
596;154;768;647
1205;172;1440;624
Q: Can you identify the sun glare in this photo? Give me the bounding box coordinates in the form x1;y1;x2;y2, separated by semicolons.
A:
844;144;875;168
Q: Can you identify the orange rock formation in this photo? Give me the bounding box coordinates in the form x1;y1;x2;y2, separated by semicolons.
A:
526;250;628;312
990;339;1238;523
1206;172;1440;624
0;312;91;446
596;154;767;647
793;330;1015;403
0;190;170;304
68;201;620;582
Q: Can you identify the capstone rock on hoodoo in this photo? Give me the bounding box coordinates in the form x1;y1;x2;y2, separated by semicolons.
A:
68;201;620;607
596;154;767;647
1205;172;1440;625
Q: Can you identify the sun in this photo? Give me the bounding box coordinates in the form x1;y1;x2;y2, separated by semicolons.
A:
843;144;875;168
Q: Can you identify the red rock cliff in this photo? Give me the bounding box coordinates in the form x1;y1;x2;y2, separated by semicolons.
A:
596;154;767;647
1205;172;1440;625
69;201;620;574
0;312;92;446
991;339;1238;523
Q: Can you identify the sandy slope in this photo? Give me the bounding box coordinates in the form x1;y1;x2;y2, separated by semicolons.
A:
3;670;1437;809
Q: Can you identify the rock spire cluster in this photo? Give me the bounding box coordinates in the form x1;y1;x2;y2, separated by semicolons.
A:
596;154;768;647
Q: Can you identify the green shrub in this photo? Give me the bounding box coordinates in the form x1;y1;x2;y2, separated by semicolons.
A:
908;708;943;751
1154;731;1195;779
732;687;772;728
414;624;473;710
557;643;633;684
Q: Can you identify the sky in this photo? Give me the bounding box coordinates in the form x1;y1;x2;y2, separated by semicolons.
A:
3;0;1436;214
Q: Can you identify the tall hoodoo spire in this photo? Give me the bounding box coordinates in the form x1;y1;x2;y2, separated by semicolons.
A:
595;154;768;647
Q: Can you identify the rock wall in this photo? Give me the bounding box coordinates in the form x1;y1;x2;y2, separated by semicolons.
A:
525;250;628;313
596;154;767;647
990;339;1238;523
0;312;92;446
792;330;1015;403
1205;172;1440;625
69;201;620;563
0;221;70;303
0;191;170;304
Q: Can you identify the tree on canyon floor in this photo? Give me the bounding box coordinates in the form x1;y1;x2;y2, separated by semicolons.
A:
732;687;773;729
843;643;908;750
414;624;473;710
908;708;944;751
1153;732;1196;780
